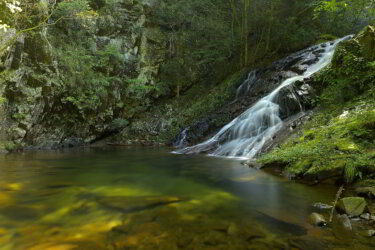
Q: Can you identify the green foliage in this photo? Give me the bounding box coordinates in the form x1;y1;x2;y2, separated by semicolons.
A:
152;0;235;68
314;0;375;35
126;82;159;100
0;96;6;105
315;40;374;104
4;140;22;152
54;0;91;18
51;32;123;119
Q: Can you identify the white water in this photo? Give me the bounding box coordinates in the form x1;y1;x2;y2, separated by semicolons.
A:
174;127;189;147
236;70;257;99
175;37;351;159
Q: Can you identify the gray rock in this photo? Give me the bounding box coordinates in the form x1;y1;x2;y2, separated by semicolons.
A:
360;213;371;220
308;212;327;227
245;160;263;169
365;230;375;237
312;202;333;210
62;137;84;148
337;214;352;231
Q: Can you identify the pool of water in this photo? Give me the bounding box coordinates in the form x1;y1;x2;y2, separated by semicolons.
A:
0;147;374;250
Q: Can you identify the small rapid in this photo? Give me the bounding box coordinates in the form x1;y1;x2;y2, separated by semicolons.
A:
175;36;351;159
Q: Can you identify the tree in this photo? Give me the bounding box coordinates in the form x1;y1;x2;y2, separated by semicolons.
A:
314;0;375;34
0;0;22;31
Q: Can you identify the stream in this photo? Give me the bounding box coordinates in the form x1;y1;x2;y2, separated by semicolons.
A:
0;147;374;249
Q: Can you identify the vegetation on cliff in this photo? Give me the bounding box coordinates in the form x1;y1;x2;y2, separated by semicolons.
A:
258;26;375;184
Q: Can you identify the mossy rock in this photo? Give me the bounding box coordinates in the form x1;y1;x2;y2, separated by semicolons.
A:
336;197;368;217
303;162;344;183
285;159;312;177
357;25;375;61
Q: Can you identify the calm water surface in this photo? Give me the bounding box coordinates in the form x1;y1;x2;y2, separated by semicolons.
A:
0;147;373;249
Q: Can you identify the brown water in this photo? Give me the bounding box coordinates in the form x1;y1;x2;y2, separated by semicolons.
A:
0;147;374;250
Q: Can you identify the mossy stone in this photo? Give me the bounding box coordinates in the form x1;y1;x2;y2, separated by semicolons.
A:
336;197;368;217
357;25;375;61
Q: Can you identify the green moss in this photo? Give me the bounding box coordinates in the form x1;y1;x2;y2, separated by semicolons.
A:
4;141;22;152
334;140;360;153
315;34;338;44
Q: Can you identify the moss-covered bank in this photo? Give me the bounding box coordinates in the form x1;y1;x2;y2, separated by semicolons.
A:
258;26;375;184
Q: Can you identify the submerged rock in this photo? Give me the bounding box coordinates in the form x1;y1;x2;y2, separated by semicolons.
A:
337;214;352;231
312;202;333;210
365;230;375;237
308;213;327;227
332;214;352;242
96;195;185;214
336;197;368;217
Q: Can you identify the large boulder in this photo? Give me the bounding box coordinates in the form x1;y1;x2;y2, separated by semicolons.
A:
336;197;368;217
357;25;375;61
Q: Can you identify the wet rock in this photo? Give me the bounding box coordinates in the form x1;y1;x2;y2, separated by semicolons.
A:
62;137;84;148
291;64;309;74
360;213;371;221
312;202;333;210
355;187;375;199
257;211;307;235
308;213;327;227
96;195;185;213
331;214;353;242
365;230;375;237
336;197;368;217
337;214;352;231
245;160;263;169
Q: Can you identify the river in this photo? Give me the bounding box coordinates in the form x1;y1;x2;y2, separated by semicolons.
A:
0;147;373;249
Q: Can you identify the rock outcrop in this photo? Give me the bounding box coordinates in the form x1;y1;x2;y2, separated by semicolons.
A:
0;0;236;151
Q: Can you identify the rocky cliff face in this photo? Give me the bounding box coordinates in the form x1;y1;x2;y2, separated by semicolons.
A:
0;0;237;151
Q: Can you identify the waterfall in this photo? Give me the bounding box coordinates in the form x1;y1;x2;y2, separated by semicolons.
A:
236;70;257;99
173;127;189;148
174;36;352;159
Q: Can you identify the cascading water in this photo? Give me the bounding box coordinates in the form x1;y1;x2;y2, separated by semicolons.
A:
236;70;257;99
173;127;190;147
175;36;352;159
